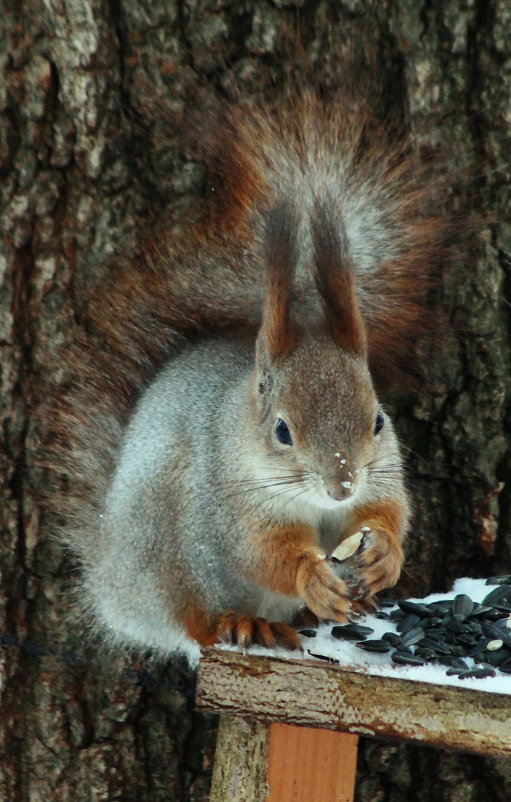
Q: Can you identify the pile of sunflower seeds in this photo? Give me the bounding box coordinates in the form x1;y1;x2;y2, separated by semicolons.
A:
301;577;511;680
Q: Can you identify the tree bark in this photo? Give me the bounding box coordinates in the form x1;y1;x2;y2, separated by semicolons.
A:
210;717;269;802
1;1;509;800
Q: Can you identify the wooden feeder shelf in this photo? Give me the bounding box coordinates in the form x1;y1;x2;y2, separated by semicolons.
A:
196;648;511;802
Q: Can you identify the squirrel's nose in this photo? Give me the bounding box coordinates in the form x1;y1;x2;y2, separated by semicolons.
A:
326;480;354;501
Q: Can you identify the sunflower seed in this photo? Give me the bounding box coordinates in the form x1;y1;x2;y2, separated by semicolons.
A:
482;622;504;639
314;583;511;680
423;630;449;643
418;637;452;654
331;530;364;562
382;632;402;647
481;649;511;667
452;594;474;618
397;613;421;633
458;667;496;680
469;604;495;618
331;623;374;641
447;618;472;634
425;616;443;627
468;639;491;656
415;647;438;661
428;601;453;614
456;634;477;646
379;598;398;608
485;575;511;586
437;656;469;669
401;626;425;647
398;601;433;617
451;644;470;657
483;585;511;608
356;639;393;653
391;652;428;666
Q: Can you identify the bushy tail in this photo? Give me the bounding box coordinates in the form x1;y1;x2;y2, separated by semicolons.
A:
196;89;458;389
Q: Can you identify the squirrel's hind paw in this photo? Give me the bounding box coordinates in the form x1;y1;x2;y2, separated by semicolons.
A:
215;611;302;652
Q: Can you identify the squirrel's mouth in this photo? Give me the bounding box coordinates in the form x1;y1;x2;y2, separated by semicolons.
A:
306;485;358;511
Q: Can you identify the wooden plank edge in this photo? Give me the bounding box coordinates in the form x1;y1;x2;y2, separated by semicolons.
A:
196;648;511;758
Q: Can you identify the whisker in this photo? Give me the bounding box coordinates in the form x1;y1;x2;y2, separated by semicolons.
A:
280;486;313;511
252;485;306;508
218;471;307;487
361;453;403;470
258;484;315;515
367;462;401;471
209;471;307;492
215;478;305;506
398;445;430;463
368;467;403;474
169;478;304;511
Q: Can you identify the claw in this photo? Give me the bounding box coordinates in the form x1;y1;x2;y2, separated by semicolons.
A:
214;611;301;652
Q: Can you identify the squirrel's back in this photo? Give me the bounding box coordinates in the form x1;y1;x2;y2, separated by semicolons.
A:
88;336;257;661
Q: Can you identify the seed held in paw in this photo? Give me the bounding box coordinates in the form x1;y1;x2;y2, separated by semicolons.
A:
331;530;365;563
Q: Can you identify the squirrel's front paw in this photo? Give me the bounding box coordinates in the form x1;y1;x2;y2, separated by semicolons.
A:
296;552;351;621
353;527;404;597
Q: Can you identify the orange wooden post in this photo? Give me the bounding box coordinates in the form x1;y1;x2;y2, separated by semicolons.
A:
266;724;358;802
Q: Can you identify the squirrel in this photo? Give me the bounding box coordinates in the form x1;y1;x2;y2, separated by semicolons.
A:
47;90;453;665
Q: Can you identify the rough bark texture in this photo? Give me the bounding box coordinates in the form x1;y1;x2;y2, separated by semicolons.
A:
0;1;509;801
197;649;511;757
210;717;269;802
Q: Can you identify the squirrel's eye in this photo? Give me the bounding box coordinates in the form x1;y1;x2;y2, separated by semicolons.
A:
374;411;385;435
275;418;293;445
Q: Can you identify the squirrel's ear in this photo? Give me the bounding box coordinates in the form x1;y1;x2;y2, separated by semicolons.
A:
259;203;299;361
312;202;367;356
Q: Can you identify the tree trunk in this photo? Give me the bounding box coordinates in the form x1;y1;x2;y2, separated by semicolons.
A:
1;1;509;800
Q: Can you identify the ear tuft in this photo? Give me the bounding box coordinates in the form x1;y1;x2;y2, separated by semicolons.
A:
260;203;300;361
311;201;367;356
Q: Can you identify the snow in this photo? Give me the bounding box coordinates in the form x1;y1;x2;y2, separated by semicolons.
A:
222;578;511;695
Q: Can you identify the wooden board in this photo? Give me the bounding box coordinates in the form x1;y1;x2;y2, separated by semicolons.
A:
267;724;358;802
208;718;359;802
196;648;511;757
